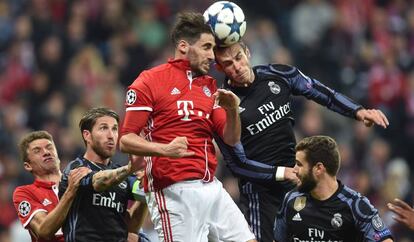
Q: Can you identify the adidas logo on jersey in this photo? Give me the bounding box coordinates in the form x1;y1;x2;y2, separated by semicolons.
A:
42;198;52;206
239;107;246;113
292;213;302;221
171;87;181;95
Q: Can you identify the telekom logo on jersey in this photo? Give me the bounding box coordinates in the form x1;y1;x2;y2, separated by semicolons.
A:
177;100;210;121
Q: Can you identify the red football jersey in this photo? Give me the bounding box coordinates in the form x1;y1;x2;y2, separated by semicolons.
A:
123;59;226;191
13;179;64;242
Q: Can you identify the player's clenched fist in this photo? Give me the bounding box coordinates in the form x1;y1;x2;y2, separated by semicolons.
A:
161;137;195;158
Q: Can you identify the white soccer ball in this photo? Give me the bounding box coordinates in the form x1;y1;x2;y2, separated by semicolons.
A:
203;1;246;47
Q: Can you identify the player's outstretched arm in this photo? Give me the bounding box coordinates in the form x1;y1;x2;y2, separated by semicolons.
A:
355;108;389;128
91;155;146;192
387;198;414;230
31;167;90;239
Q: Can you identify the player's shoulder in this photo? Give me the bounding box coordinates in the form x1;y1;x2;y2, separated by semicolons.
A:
255;64;299;79
338;184;377;216
13;184;34;197
284;189;306;204
63;157;88;173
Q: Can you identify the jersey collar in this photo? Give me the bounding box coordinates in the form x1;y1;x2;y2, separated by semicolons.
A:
34;179;56;188
168;58;191;71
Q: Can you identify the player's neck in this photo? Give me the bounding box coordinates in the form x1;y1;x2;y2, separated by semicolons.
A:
310;177;338;201
84;150;111;166
35;171;61;184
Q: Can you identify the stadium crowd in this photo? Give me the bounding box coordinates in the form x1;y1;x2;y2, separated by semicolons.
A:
0;0;413;241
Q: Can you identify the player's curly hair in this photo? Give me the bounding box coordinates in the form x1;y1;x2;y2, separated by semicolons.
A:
295;135;340;176
171;12;213;46
19;130;54;163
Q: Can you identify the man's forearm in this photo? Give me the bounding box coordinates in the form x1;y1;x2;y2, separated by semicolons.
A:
92;165;132;192
120;133;167;157
37;188;77;239
223;108;241;146
127;201;148;233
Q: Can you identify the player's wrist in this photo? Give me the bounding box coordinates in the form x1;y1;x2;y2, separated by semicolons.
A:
275;166;286;181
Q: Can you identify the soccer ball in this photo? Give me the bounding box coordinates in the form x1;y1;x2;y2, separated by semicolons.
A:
203;1;246;47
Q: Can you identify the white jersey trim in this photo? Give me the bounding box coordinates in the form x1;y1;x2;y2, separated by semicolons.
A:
23;209;47;228
126;107;153;112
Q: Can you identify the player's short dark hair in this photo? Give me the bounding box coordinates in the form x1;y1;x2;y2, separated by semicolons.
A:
295;135;340;176
79;107;119;143
215;40;247;53
19;130;54;162
214;41;248;65
170;12;213;46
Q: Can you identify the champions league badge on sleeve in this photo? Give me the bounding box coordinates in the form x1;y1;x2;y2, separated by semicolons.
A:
18;201;31;217
126;90;137;105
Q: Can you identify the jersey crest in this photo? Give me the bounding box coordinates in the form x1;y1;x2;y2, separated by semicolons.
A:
203;86;212;97
268;81;280;94
331;213;343;229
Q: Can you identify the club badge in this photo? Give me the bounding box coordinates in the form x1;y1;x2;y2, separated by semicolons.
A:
268;81;280;95
203;86;212;97
331;213;343;229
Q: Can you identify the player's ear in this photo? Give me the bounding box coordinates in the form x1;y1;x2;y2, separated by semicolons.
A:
82;130;91;145
314;162;325;175
24;161;32;172
178;40;189;55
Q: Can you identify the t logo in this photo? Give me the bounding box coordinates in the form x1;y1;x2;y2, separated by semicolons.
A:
177;100;194;121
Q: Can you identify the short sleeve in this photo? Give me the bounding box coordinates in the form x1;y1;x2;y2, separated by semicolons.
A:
125;71;156;112
13;187;46;228
353;197;393;241
210;106;226;138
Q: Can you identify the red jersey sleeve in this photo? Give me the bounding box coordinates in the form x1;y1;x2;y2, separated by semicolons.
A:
13;187;47;228
210;105;227;138
122;71;155;135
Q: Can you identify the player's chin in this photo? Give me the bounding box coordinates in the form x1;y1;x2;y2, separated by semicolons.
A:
200;66;210;74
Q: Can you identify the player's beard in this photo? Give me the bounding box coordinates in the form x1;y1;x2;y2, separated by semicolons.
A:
297;167;317;193
188;48;210;76
90;137;116;160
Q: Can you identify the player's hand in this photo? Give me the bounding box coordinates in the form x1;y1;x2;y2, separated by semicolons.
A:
127;233;139;242
284;167;299;185
67;167;91;191
129;155;146;173
162;137;195;158
387;198;414;230
355;108;389;128
213;89;240;111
